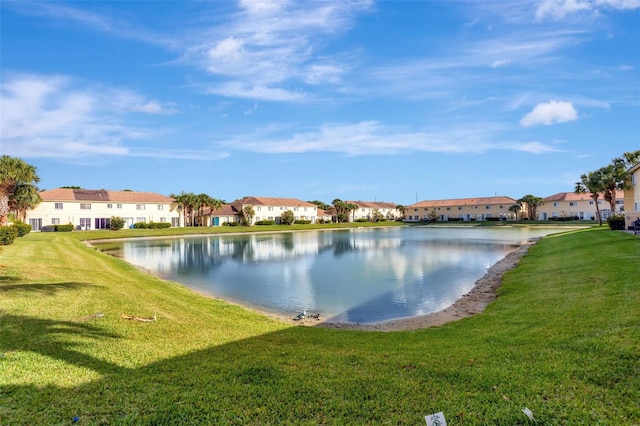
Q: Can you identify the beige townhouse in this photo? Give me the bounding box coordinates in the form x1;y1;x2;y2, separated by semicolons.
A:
404;196;518;222
25;188;181;231
200;196;318;226
538;190;624;221
347;201;402;222
624;162;640;229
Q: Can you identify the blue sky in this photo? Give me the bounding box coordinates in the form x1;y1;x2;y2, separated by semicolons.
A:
1;0;639;205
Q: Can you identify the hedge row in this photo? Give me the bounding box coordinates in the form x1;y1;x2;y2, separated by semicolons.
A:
0;222;33;245
132;222;172;229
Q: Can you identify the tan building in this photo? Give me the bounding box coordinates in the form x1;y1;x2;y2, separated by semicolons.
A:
200;196;318;226
404;196;518;222
347;201;401;222
539;190;623;221
26;188;181;231
624;162;640;229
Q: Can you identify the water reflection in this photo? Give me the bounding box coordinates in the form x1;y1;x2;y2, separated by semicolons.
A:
98;227;558;324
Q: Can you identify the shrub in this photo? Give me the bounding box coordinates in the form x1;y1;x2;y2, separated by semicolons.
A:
41;225;55;232
110;216;126;231
0;226;18;245
355;218;368;223
54;224;74;232
12;222;31;237
447;217;463;222
255;220;276;225
607;214;626;231
485;217;501;221
222;222;238;226
296;220;312;224
133;222;172;229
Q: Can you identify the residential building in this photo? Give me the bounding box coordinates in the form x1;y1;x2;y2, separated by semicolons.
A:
347;201;402;222
25;188;181;231
404;196;518;222
624;162;640;229
538;190;623;221
200;196;318;225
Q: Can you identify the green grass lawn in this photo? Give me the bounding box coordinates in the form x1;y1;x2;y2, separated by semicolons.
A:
1;226;638;425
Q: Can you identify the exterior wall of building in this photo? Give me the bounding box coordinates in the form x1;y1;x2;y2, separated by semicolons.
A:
538;190;624;221
251;203;318;224
26;190;181;231
404;197;517;222
624;164;640;229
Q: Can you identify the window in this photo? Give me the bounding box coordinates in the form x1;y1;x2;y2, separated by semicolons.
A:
171;217;180;227
136;204;145;210
486;205;491;210
107;203;113;209
55;203;63;210
136;217;146;223
80;204;91;210
80;218;91;229
52;218;60;225
117;204;123;209
157;205;164;211
256;206;261;211
569;202;576;206
553;202;558;207
160;217;167;223
268;206;273;211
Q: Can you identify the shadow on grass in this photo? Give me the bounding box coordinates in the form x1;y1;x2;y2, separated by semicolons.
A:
0;281;99;294
2;317;638;425
0;314;124;377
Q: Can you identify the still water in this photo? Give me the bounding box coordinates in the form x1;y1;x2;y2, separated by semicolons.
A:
97;227;560;324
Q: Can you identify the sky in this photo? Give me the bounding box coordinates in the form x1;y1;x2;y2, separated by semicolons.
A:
1;0;639;206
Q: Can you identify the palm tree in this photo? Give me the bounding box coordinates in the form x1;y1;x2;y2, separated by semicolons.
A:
239;205;255;226
10;184;42;222
0;156;40;225
575;170;605;226
170;191;198;226
517;194;543;220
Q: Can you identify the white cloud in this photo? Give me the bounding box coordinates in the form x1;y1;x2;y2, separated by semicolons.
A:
519;100;578;127
184;1;372;101
535;0;640;21
0;73;208;160
221;121;559;156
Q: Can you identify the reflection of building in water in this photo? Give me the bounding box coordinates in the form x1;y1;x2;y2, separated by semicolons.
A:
114;228;527;323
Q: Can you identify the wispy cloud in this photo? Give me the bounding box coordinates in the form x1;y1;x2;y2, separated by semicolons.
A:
519;100;578;127
181;0;372;101
535;0;640;21
0;73;224;160
4;1;179;48
221;120;560;156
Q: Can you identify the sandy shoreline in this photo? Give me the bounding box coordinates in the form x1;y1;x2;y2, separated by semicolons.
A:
278;239;537;332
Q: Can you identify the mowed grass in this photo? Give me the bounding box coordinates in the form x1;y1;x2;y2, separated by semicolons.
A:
0;227;638;425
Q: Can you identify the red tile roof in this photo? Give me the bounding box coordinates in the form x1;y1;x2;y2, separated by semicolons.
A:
230;196;317;208
543;190;623;202
409;196;517;208
40;188;175;203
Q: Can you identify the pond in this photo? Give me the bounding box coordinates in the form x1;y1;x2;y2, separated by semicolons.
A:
96;226;561;324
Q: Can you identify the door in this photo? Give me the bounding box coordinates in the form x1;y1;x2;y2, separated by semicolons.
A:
213;217;220;226
29;218;42;231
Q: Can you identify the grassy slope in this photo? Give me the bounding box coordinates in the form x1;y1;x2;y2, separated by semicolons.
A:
0;227;638;425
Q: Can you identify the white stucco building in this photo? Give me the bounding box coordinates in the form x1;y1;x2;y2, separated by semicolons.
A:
26;188;181;231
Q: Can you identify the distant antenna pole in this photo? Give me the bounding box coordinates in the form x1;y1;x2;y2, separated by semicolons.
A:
416;193;418;203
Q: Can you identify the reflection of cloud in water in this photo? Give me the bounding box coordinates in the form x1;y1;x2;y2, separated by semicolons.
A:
103;227;559;324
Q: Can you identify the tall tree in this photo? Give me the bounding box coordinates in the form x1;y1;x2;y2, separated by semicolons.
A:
601;150;640;213
308;200;331;211
575;170;605;226
170;191;198;227
517;194;543;221
332;199;359;223
239;206;255;226
0;156;40;225
10;184;42;222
